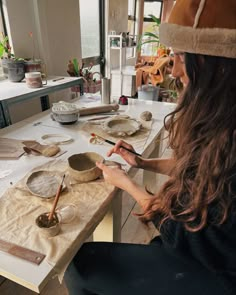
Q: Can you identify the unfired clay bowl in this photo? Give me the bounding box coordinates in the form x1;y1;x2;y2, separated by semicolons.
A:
102;117;141;137
68;152;104;183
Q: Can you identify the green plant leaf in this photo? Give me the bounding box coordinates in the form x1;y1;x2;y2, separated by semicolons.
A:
137;14;161;52
72;58;79;76
141;39;159;45
148;14;160;25
0;44;4;57
143;32;159;40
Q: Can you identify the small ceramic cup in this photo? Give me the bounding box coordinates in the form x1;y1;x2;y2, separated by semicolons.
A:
25;71;47;88
35;205;77;238
35;212;60;238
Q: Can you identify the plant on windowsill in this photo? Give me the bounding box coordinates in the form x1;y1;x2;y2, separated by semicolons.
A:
0;33;25;82
67;58;102;94
137;14;169;58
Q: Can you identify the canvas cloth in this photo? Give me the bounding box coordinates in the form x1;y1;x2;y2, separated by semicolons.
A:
0;159;115;276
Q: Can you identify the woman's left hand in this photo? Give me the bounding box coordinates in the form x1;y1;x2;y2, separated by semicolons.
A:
96;161;132;191
97;161;153;210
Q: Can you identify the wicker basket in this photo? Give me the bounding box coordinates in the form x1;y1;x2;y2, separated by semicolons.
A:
71;72;102;94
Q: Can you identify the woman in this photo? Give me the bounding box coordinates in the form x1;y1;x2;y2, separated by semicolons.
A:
65;0;236;294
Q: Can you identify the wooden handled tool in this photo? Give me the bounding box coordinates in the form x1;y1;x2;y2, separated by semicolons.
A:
0;239;45;265
79;104;119;116
48;174;65;222
91;133;142;156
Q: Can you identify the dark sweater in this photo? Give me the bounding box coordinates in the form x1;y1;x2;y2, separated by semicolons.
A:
154;183;236;295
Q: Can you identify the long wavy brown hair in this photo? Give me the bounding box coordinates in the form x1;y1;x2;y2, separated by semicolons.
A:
141;53;236;232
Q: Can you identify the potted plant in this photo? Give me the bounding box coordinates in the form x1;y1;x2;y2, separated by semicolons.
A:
67;58;102;94
0;33;25;82
138;14;168;57
0;34;13;77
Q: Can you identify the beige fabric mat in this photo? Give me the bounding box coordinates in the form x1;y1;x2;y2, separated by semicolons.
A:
0;159;115;274
80;119;153;151
0;138;25;159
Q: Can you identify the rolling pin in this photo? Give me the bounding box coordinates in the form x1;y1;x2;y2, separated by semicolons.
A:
79;103;119;116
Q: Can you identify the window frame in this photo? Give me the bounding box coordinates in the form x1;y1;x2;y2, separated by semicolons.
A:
143;0;163;23
128;0;137;36
0;0;7;80
0;0;7;35
80;0;105;77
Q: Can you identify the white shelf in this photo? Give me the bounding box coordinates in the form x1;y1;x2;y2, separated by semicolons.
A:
111;66;136;76
107;34;137;98
110;45;137;50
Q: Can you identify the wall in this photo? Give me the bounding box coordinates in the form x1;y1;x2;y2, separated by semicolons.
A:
3;0;82;76
4;0;129;77
35;0;82;76
108;0;128;33
2;0;130;122
2;0;82;120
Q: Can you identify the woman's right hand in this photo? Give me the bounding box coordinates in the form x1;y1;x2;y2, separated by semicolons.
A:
107;140;142;168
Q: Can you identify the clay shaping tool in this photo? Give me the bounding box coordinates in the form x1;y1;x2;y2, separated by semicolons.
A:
48;174;65;222
90;133;141;157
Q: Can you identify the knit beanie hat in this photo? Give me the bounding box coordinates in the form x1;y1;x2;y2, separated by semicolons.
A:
159;0;236;58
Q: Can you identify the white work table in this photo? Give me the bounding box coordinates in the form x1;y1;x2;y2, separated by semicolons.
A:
0;76;83;127
0;98;176;293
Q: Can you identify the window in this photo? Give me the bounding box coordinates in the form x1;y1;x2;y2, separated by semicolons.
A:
0;0;7;79
79;0;105;77
143;1;162;19
128;0;137;36
127;0;137;59
141;0;163;56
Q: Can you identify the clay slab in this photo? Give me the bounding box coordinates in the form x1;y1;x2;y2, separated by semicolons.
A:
26;170;65;199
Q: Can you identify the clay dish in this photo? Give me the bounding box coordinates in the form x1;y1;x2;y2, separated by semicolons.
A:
102;117;141;137
26;170;66;199
68;152;104;183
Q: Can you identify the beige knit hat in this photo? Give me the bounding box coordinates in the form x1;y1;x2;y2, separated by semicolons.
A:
159;0;236;58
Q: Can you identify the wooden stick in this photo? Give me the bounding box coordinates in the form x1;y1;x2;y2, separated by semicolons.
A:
48;174;65;222
90;133;142;157
79;104;119;116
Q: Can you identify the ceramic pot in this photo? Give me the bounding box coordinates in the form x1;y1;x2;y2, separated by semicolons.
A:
35;212;60;238
1;58;9;78
51;111;79;124
51;101;80;124
7;60;25;82
68;152;104;183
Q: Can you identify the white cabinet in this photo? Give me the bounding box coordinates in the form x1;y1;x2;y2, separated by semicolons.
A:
107;34;137;98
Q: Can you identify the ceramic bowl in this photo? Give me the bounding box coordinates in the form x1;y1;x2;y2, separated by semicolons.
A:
51;101;80;124
51;111;79;124
68;152;104;183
